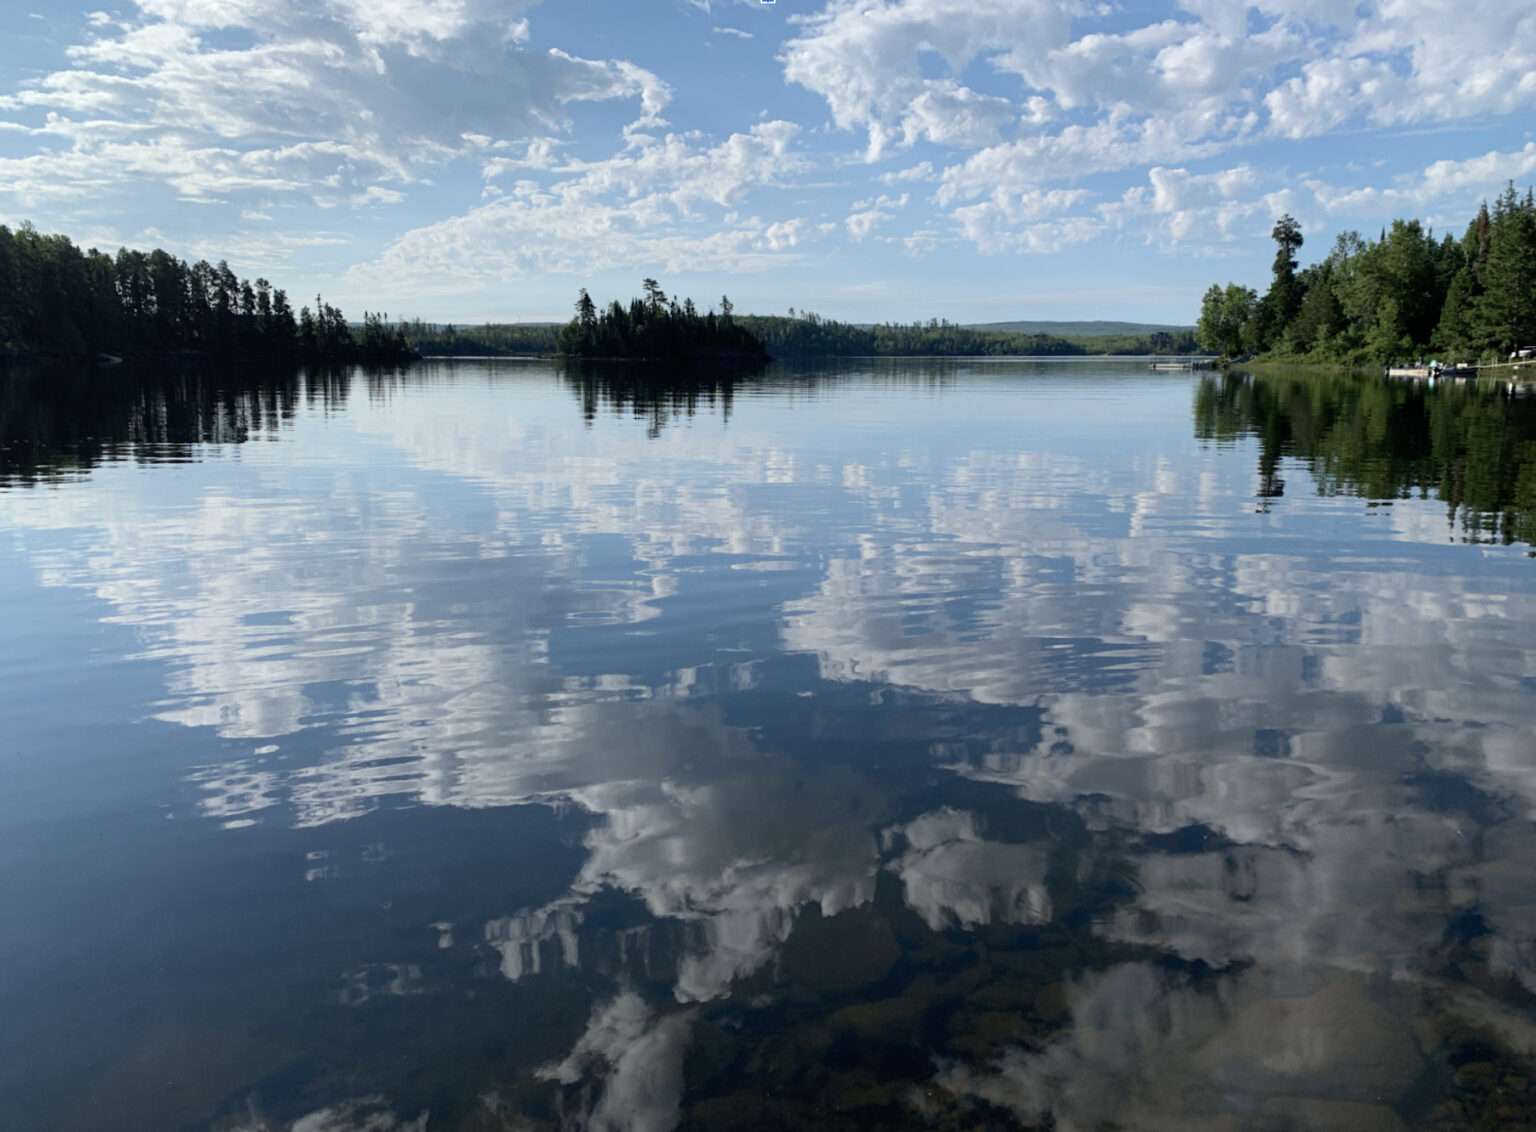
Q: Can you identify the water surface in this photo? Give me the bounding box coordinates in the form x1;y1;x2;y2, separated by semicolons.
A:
3;359;1536;1131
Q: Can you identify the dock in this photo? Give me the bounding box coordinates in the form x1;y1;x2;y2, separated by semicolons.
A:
1149;359;1214;371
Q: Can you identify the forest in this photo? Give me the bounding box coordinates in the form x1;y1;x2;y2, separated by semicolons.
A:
556;281;769;361
0;223;415;361
1198;183;1536;365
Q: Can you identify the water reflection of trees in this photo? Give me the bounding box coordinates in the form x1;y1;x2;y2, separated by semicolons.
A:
1196;370;1536;544
561;358;965;437
0;363;355;485
562;363;741;438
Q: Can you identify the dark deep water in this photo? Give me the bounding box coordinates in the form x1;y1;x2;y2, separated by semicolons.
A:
4;359;1536;1132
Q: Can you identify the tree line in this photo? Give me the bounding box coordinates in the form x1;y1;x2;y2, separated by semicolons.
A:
557;280;768;361
402;320;560;356
1198;184;1536;364
411;312;1200;359
736;312;1199;357
0;222;415;361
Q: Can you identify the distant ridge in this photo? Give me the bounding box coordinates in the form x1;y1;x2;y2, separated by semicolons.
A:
965;320;1195;337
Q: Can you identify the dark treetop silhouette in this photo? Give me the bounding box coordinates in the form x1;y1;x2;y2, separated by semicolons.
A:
0;223;415;363
556;281;770;363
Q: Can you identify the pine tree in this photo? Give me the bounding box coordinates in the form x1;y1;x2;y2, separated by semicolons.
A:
1474;194;1536;353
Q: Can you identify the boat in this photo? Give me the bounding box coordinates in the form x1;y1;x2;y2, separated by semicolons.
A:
1385;361;1477;380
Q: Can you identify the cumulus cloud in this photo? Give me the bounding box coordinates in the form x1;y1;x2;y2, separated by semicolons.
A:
845;192;908;240
1103;164;1271;245
780;0;1536;252
351;121;813;291
0;0;668;208
1267;0;1536;136
1304;142;1536;217
782;0;1074;161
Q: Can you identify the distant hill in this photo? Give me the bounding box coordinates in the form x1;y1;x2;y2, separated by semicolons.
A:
965;320;1195;337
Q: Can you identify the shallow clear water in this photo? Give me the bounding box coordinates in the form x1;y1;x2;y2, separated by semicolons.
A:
3;359;1536;1131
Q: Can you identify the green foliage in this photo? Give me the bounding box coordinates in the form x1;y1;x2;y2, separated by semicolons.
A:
0;223;413;361
965;319;1194;337
1267;213;1306;335
1286;264;1344;353
736;312;1074;357
1197;283;1257;357
1475;186;1536;352
1058;328;1202;354
556;282;768;361
1200;187;1536;364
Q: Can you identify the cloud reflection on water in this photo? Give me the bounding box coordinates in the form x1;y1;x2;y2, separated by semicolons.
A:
3;361;1536;1129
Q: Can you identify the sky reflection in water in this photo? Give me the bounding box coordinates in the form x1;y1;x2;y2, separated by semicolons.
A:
2;360;1536;1132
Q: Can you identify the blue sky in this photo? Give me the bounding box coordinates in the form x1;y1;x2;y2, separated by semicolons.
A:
0;0;1533;324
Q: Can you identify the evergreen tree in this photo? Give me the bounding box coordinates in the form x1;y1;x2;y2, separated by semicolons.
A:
1265;214;1305;338
1432;268;1476;355
0;223;410;360
1473;185;1536;353
1287;265;1343;354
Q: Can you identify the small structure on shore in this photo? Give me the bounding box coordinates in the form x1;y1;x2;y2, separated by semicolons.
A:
1386;360;1477;379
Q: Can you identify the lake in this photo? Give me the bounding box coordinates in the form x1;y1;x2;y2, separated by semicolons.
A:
3;358;1536;1131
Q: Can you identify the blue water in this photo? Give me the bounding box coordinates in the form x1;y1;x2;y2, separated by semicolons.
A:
2;359;1535;1131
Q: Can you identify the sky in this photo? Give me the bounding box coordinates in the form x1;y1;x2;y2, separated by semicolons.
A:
0;0;1533;325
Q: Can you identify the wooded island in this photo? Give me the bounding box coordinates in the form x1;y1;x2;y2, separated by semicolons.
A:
556;280;769;362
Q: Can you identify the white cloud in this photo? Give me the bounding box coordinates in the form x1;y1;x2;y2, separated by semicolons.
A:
712;26;753;39
353;122;811;290
787;0;1536;167
0;0;669;209
845;192;908;240
1104;164;1269;245
1306;142;1536;217
1267;0;1536;136
782;0;1075;160
950;189;1100;253
775;0;1536;255
762;217;834;249
879;161;934;185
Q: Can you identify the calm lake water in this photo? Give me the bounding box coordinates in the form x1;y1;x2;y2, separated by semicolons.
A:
3;358;1536;1131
